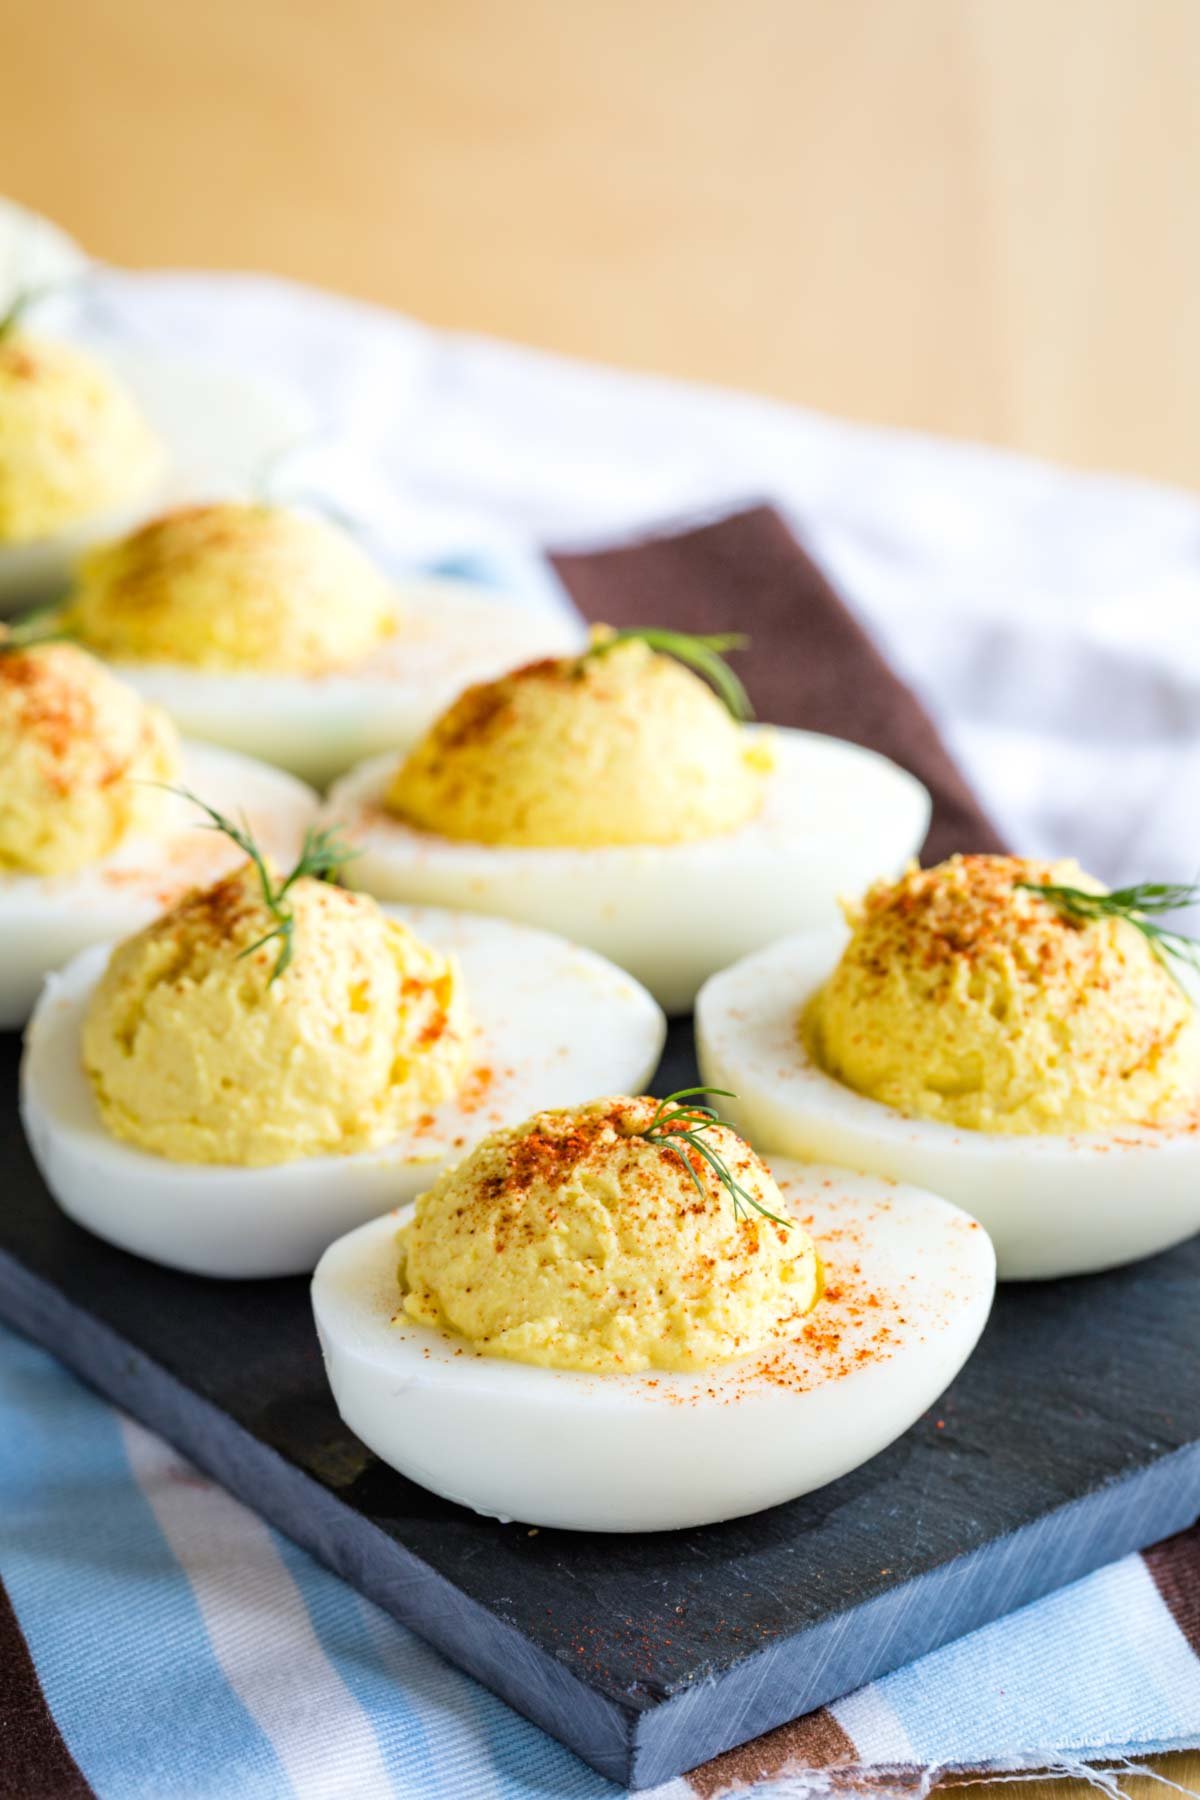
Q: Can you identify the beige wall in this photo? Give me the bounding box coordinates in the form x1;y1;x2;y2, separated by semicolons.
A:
3;0;1198;487
4;0;1200;488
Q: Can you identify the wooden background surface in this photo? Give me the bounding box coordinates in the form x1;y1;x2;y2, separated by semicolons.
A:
3;0;1199;491
2;2;1198;1794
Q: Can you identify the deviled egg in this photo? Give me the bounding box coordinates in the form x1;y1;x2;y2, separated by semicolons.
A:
312;1094;994;1531
0;320;164;609
52;499;583;784
22;833;665;1277
324;628;931;1011
698;854;1200;1279
0;638;315;1024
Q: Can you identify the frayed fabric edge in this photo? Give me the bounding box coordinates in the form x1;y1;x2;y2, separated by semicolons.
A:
689;1745;1200;1800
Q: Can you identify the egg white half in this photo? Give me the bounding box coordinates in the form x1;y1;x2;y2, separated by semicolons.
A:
109;585;585;787
312;1164;994;1532
0;743;317;1027
20;907;666;1279
322;728;930;1013
697;928;1200;1281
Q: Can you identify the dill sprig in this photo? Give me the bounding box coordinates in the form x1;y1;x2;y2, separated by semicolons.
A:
636;1086;790;1229
1019;878;1200;983
0;286;42;340
583;627;752;721
0;277;77;341
0;606;70;654
167;787;358;983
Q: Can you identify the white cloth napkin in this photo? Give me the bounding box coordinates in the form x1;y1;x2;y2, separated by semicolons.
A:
81;265;1200;889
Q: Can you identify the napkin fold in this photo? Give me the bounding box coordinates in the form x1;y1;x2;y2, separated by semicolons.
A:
552;504;1007;865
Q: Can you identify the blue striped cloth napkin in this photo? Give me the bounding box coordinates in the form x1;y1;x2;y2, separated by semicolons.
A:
5;1323;1199;1799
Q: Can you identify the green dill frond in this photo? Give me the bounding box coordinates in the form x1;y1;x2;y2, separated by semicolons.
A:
163;788;359;984
635;1086;790;1228
583;627;752;721
0;606;70;654
1019;878;1200;987
0;277;78;341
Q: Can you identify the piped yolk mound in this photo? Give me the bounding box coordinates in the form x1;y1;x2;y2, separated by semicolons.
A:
83;865;471;1165
807;854;1200;1135
0;332;162;543
0;643;179;875
388;633;768;847
400;1097;820;1373
69;502;395;674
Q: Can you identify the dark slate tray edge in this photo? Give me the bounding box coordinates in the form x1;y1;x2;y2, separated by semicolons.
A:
629;1440;1200;1786
0;1250;643;1787
8;1234;1200;1791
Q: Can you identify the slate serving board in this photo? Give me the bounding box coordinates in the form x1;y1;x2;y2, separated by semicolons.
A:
3;1017;1200;1791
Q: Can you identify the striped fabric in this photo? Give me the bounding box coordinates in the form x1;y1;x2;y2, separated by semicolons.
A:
5;1323;1200;1799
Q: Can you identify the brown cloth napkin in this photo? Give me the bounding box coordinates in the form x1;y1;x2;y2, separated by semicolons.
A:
551;504;1006;865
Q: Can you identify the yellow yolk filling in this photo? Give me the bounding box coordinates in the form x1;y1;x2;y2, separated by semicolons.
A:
807;854;1200;1135
400;1097;820;1373
0;332;162;543
83;866;471;1164
389;633;769;847
0;642;179;875
69;501;395;674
